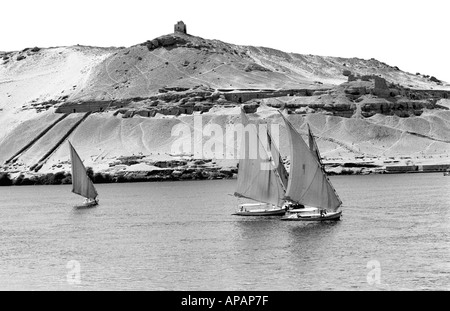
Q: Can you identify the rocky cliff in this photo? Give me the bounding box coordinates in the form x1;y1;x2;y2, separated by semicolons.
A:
1;29;449;181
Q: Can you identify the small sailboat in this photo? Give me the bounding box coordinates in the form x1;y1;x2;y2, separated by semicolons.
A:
68;141;99;208
279;113;343;221
233;108;287;216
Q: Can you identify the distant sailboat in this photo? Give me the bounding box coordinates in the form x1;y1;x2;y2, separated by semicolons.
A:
233;108;287;216
68;141;99;208
279;113;343;221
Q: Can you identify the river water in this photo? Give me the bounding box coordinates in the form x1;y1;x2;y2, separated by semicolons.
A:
0;173;448;290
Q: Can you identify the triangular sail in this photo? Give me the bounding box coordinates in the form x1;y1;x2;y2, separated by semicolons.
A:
234;109;285;207
279;113;341;211
69;141;98;200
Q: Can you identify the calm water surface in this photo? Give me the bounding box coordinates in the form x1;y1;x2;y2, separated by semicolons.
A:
0;173;449;290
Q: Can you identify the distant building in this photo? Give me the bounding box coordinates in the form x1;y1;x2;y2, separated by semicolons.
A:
174;21;187;34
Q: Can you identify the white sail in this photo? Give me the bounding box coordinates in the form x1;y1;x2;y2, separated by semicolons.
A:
234;109;285;207
69;141;98;200
280;113;341;211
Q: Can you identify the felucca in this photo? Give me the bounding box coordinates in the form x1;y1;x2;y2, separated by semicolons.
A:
279;113;343;221
68;141;99;208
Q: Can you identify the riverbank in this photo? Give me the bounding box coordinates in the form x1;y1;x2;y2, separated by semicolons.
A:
1;155;449;186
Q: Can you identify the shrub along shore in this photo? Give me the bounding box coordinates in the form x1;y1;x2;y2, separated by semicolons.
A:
0;164;400;186
2;158;448;186
0;166;239;186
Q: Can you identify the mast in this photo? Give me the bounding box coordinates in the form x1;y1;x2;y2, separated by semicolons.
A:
278;112;341;211
68;141;98;200
307;123;322;166
267;129;289;190
260;102;289;190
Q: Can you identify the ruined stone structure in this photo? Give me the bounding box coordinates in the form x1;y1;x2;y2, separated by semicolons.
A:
344;70;450;101
220;89;314;103
174;21;187;34
345;71;392;98
347;72;388;87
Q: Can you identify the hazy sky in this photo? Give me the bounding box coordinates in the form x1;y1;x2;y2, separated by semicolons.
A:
2;0;449;82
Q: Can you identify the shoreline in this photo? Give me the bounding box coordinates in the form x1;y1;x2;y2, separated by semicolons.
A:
1;162;448;186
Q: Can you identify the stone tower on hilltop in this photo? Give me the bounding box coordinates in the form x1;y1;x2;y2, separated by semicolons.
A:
174;21;187;34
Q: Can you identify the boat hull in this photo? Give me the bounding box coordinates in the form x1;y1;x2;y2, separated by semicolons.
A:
233;203;286;216
74;200;98;209
281;210;342;221
233;209;286;216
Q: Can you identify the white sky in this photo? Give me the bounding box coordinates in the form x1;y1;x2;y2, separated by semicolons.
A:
1;0;449;82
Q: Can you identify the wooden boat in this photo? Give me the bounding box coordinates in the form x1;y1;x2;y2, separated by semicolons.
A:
278;113;343;222
233;108;288;216
281;208;342;221
68;141;99;208
232;203;286;216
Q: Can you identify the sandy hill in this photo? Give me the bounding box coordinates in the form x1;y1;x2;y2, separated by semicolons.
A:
1;26;449;179
64;32;450;102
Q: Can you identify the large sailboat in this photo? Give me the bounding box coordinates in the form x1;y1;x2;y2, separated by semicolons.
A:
68;141;99;208
279;113;343;221
233;108;288;216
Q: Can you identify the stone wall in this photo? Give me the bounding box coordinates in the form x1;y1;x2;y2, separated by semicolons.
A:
386;164;450;173
55;100;131;113
360;96;436;118
222;89;311;103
